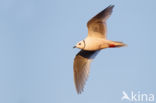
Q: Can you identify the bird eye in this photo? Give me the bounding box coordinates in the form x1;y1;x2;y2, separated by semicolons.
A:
78;43;81;45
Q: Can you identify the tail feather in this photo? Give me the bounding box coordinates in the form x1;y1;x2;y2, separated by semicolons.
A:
109;41;127;48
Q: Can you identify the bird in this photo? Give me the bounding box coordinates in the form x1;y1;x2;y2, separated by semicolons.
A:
73;5;126;94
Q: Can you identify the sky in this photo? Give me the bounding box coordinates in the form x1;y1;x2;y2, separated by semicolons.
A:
0;0;156;103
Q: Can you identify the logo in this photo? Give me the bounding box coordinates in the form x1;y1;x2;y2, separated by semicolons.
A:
121;91;155;102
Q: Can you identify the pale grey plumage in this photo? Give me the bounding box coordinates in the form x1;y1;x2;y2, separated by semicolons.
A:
74;50;100;94
87;5;114;39
74;5;114;94
73;5;125;94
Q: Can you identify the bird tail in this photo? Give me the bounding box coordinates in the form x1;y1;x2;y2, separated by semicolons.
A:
109;41;127;48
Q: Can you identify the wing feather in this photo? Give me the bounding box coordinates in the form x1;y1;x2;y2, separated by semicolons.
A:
73;50;100;94
87;5;114;39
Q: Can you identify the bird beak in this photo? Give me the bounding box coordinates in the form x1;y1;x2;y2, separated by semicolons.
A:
73;46;76;48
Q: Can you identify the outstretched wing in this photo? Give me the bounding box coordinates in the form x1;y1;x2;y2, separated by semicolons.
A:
73;50;100;94
87;5;114;39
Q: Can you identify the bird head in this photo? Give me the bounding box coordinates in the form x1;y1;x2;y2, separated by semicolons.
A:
73;40;85;49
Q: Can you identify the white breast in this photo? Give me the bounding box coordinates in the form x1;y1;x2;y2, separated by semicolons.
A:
84;37;109;51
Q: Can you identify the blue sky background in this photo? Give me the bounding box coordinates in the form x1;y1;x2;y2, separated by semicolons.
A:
0;0;156;103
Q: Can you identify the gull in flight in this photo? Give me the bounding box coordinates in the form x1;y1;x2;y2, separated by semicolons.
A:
73;5;126;94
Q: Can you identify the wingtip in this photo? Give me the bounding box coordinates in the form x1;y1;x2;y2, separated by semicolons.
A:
76;89;83;94
109;5;115;7
103;5;115;14
107;5;115;9
75;83;84;94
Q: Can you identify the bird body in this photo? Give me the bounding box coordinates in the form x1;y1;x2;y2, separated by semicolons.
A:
83;37;125;51
73;5;126;94
83;37;109;51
